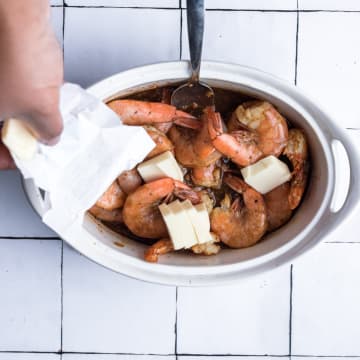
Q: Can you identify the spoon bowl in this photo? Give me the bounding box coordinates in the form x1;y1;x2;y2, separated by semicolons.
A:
171;81;214;117
171;0;214;116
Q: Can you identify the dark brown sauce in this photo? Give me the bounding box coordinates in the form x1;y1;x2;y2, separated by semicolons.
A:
124;85;253;122
98;85;310;244
101;86;257;240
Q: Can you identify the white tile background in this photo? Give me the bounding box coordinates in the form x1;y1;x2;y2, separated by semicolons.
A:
1;0;360;358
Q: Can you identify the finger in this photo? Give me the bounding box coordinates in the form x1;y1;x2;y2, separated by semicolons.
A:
0;140;16;170
29;109;63;145
26;87;63;145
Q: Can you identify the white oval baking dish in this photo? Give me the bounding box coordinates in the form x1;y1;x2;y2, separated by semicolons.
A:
23;61;360;286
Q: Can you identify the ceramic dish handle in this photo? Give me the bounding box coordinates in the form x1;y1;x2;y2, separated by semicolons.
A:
323;127;360;235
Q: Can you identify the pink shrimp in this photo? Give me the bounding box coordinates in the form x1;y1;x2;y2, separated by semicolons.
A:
107;99;201;130
283;128;309;209
123;178;200;239
208;101;288;166
210;174;268;248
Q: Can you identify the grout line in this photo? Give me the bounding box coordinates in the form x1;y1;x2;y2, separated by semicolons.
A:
292;9;360;12
179;9;183;59
0;351;174;355
207;8;297;12
55;5;360;12
346;127;360;130
63;5;179;10
291;356;360;358
167;354;288;357
187;8;360;12
175;286;178;355
294;0;299;85
0;236;61;240
0;352;62;354
172;355;360;358
2;351;360;357
62;5;65;55
289;264;294;356
60;240;64;352
61;353;174;356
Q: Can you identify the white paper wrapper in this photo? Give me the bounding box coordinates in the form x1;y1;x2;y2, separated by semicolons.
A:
14;83;155;235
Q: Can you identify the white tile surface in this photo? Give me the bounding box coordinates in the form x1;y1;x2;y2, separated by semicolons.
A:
292;358;360;360
0;355;59;360
51;0;63;5
292;243;360;355
182;10;297;82
62;244;176;353
297;12;360;128
0;239;61;351
65;0;178;7
0;170;56;237
51;6;64;47
178;358;289;360
299;0;360;10
177;266;290;354
63;356;175;360
64;7;180;87
182;0;297;9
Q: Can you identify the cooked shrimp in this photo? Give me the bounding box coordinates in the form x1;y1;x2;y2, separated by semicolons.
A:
117;168;142;194
96;181;126;211
264;183;292;232
144;238;174;263
145;233;220;262
208;101;288;166
191;233;221;255
123;178;200;239
144;125;174;159
283;128;309;210
233;101;288;156
210;174;267;248
88;205;123;222
199;189;216;214
169;107;222;167
191;162;222;188
208;110;263;166
107;99;200;130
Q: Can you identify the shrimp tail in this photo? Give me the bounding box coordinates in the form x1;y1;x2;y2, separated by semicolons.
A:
144;238;174;263
174;116;201;130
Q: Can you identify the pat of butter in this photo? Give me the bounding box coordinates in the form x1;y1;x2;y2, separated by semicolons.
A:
1;119;37;160
159;200;198;250
241;155;291;194
137;151;183;182
182;200;212;245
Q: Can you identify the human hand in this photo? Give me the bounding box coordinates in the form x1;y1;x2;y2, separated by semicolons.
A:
0;0;64;169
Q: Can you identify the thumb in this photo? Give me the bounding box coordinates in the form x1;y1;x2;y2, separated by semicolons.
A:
25;87;63;145
28;108;63;145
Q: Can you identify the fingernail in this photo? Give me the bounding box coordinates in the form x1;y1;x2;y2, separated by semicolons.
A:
41;135;61;146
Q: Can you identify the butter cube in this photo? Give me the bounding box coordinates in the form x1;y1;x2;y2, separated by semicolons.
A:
181;200;211;245
241;155;291;194
159;200;198;250
1;118;37;160
137;151;183;182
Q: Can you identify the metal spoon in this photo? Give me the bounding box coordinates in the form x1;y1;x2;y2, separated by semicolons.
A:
171;0;214;117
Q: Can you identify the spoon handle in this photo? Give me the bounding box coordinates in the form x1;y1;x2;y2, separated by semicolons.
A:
187;0;205;83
